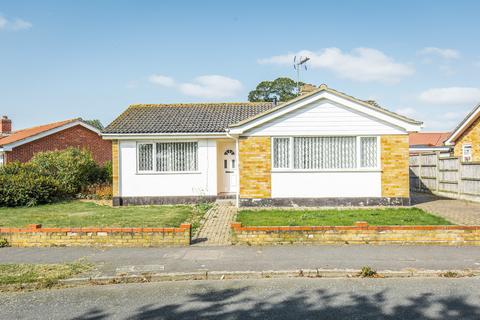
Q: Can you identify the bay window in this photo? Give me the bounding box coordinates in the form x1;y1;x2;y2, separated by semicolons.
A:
137;141;198;173
272;136;378;170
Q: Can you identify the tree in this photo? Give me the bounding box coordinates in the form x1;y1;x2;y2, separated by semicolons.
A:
84;119;104;130
248;77;303;102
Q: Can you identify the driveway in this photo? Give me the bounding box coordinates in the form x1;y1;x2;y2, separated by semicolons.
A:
412;192;480;225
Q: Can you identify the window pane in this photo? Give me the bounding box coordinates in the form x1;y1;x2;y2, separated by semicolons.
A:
273;138;290;168
360;137;377;168
138;143;153;171
156;142;198;172
293;137;356;169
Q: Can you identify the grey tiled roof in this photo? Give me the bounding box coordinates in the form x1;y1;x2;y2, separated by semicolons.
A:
103;102;276;134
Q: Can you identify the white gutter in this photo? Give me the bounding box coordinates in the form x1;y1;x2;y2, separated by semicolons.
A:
102;133;228;140
409;146;451;152
226;130;240;208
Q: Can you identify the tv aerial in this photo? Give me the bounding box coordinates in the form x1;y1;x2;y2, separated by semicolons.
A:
294;56;310;94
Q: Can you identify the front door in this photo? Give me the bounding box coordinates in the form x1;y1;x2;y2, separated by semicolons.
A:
222;147;237;193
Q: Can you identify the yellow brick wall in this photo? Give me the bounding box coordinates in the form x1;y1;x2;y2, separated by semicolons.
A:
381;135;409;198
112;140;119;197
239;136;271;198
453;116;480;161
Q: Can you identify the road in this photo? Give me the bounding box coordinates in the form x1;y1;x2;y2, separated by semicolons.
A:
1;278;480;319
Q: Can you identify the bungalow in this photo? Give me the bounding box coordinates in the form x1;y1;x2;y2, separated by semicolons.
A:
409;132;451;157
0;117;111;165
103;84;423;207
445;103;480;162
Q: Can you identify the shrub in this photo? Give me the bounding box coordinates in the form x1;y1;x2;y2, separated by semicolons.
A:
0;163;61;207
30;148;100;194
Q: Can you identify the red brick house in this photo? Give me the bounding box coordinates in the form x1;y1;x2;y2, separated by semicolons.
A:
0;116;111;165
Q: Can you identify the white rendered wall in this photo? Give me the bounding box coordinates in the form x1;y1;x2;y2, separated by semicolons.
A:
119;139;217;197
271;171;381;198
245;100;405;136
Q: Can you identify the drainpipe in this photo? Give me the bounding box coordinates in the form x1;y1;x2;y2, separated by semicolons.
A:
226;130;240;208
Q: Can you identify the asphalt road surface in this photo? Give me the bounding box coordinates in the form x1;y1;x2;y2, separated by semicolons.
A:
1;278;480;319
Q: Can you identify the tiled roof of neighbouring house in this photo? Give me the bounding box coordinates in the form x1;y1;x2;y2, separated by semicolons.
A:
409;132;451;147
103;102;276;134
0;119;79;147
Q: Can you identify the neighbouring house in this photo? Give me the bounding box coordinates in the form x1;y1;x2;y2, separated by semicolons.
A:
445;103;480;162
0;117;112;165
103;84;423;207
409;132;451;157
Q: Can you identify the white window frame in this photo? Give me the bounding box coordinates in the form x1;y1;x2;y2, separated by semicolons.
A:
0;152;4;167
136;140;200;174
462;144;472;162
271;136;380;172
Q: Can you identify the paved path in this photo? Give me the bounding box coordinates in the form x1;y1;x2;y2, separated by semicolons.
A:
1;246;480;277
193;200;237;246
2;278;480;319
412;193;480;225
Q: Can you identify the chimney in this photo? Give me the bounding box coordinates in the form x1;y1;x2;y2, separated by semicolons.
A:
0;116;12;136
300;83;317;95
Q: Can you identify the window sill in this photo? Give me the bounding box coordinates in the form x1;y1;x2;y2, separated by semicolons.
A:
136;171;202;175
271;168;381;173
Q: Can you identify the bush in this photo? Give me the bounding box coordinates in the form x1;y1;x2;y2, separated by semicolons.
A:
0;148;111;207
30;148;100;195
0;163;61;207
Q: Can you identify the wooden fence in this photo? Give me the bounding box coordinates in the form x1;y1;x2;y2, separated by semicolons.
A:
410;153;480;202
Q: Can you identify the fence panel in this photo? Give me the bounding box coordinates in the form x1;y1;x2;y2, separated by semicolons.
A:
409;153;480;202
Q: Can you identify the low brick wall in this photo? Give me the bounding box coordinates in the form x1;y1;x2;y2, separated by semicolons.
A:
231;222;480;245
0;224;191;247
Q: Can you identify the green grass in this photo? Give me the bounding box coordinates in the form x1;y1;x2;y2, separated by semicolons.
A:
0;262;93;289
0;200;211;228
237;208;452;226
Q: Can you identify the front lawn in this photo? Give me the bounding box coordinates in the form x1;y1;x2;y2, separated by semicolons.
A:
237;208;452;226
0;200;210;228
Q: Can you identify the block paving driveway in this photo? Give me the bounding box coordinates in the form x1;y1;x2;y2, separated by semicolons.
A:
412;193;480;225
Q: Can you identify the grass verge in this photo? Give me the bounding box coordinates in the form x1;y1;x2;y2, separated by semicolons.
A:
0;200;212;228
237;208;452;226
0;261;93;291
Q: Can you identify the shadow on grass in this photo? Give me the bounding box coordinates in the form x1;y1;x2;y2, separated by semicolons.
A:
72;284;480;320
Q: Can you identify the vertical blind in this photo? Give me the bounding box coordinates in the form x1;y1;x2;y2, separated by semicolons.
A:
293;137;356;169
138;142;198;172
273;136;378;170
360;137;377;168
273;137;290;168
138;143;153;171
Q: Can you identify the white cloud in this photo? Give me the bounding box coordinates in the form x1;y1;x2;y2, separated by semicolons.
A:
10;18;32;31
149;74;175;87
419;87;480;105
149;74;243;99
419;47;460;60
258;48;414;83
395;107;417;118
441;111;464;120
0;15;32;31
179;75;243;99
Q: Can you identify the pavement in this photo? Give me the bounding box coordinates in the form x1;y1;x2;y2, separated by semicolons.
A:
1;245;480;278
1;278;480;319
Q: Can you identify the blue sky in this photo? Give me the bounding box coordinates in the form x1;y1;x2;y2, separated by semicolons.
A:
1;0;480;131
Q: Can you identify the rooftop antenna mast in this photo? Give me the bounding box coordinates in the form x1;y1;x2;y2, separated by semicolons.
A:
294;56;310;95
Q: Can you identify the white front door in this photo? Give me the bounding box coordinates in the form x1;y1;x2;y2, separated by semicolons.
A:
222;147;237;193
